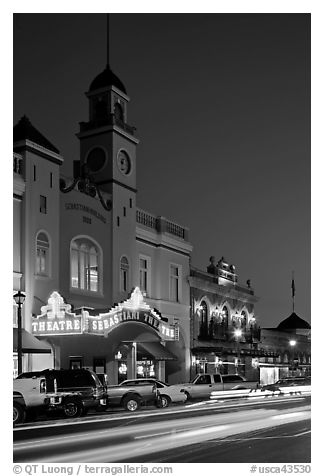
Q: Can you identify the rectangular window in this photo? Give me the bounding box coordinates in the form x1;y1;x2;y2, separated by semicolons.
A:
40;195;47;213
33;165;36;181
139;256;151;296
50;172;53;188
170;264;180;302
121;269;127;292
117;216;120;227
69;358;83;370
123;206;126;217
129;198;133;208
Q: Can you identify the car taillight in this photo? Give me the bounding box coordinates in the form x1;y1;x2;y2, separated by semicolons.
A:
40;378;46;393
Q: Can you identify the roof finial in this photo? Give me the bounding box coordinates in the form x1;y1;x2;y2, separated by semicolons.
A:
106;14;110;68
291;271;295;313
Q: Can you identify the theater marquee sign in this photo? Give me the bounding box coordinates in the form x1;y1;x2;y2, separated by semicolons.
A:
32;288;179;341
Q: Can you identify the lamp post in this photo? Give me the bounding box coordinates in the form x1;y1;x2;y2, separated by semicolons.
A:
234;329;242;374
289;339;297;376
13;291;26;376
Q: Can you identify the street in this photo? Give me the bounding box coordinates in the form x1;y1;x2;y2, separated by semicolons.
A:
13;395;311;463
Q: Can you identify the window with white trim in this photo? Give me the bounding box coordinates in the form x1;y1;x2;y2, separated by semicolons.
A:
170;264;181;302
71;238;101;292
36;231;50;276
139;256;151;296
120;256;129;292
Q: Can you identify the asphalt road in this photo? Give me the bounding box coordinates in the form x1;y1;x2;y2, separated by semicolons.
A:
13;395;311;463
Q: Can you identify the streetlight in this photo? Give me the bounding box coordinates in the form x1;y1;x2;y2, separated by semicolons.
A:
234;329;242;374
289;339;297;376
13;291;26;376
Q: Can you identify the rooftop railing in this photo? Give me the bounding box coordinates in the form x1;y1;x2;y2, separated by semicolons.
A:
190;267;254;295
136;208;189;241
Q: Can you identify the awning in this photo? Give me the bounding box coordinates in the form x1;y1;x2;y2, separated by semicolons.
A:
13;328;52;353
137;341;177;361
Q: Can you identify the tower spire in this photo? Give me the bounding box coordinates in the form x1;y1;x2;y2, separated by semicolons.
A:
106;14;110;68
291;271;295;313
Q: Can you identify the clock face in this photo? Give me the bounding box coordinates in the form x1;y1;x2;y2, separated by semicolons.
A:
117;150;131;175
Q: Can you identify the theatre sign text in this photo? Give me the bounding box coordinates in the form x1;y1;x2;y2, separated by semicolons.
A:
32;289;179;341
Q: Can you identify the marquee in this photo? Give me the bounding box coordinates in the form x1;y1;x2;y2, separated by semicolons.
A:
32;288;179;341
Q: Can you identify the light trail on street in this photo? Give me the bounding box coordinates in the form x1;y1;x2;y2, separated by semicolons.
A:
13;395;311;463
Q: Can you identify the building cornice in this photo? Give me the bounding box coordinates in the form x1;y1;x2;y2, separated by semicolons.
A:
136;225;193;255
14;140;64;165
76;124;139;145
86;85;130;102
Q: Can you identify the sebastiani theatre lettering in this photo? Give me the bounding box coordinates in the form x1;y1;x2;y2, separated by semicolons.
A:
32;289;179;341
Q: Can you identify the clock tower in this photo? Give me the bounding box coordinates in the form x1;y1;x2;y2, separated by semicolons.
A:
76;29;139;304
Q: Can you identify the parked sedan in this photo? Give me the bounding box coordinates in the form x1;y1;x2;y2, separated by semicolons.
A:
261;376;311;392
120;379;187;408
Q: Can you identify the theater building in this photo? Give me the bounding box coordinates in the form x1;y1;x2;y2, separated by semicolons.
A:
13;59;192;384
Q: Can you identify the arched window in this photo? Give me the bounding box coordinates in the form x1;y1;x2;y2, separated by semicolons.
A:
222;306;229;327
71;238;101;292
241;310;247;329
114;102;124;122
120;256;129;292
199;301;208;338
36;231;50;276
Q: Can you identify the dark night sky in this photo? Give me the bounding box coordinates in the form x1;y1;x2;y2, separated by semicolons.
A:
13;13;311;328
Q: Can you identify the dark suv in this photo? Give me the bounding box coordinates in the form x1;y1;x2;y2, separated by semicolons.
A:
17;369;105;418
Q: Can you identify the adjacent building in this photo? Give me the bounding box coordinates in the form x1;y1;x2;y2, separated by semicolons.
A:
189;256;264;381
258;311;311;385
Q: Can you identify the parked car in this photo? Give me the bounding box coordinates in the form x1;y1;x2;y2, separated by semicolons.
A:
13;375;49;425
261;376;311;392
177;373;259;400
119;378;187;408
106;380;159;411
17;369;106;418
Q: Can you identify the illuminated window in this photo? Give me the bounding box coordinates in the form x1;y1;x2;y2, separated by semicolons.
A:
222;306;229;326
71;238;101;292
170;264;181;302
120;256;129;292
241;310;247;328
36;232;50;276
199;301;208;338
